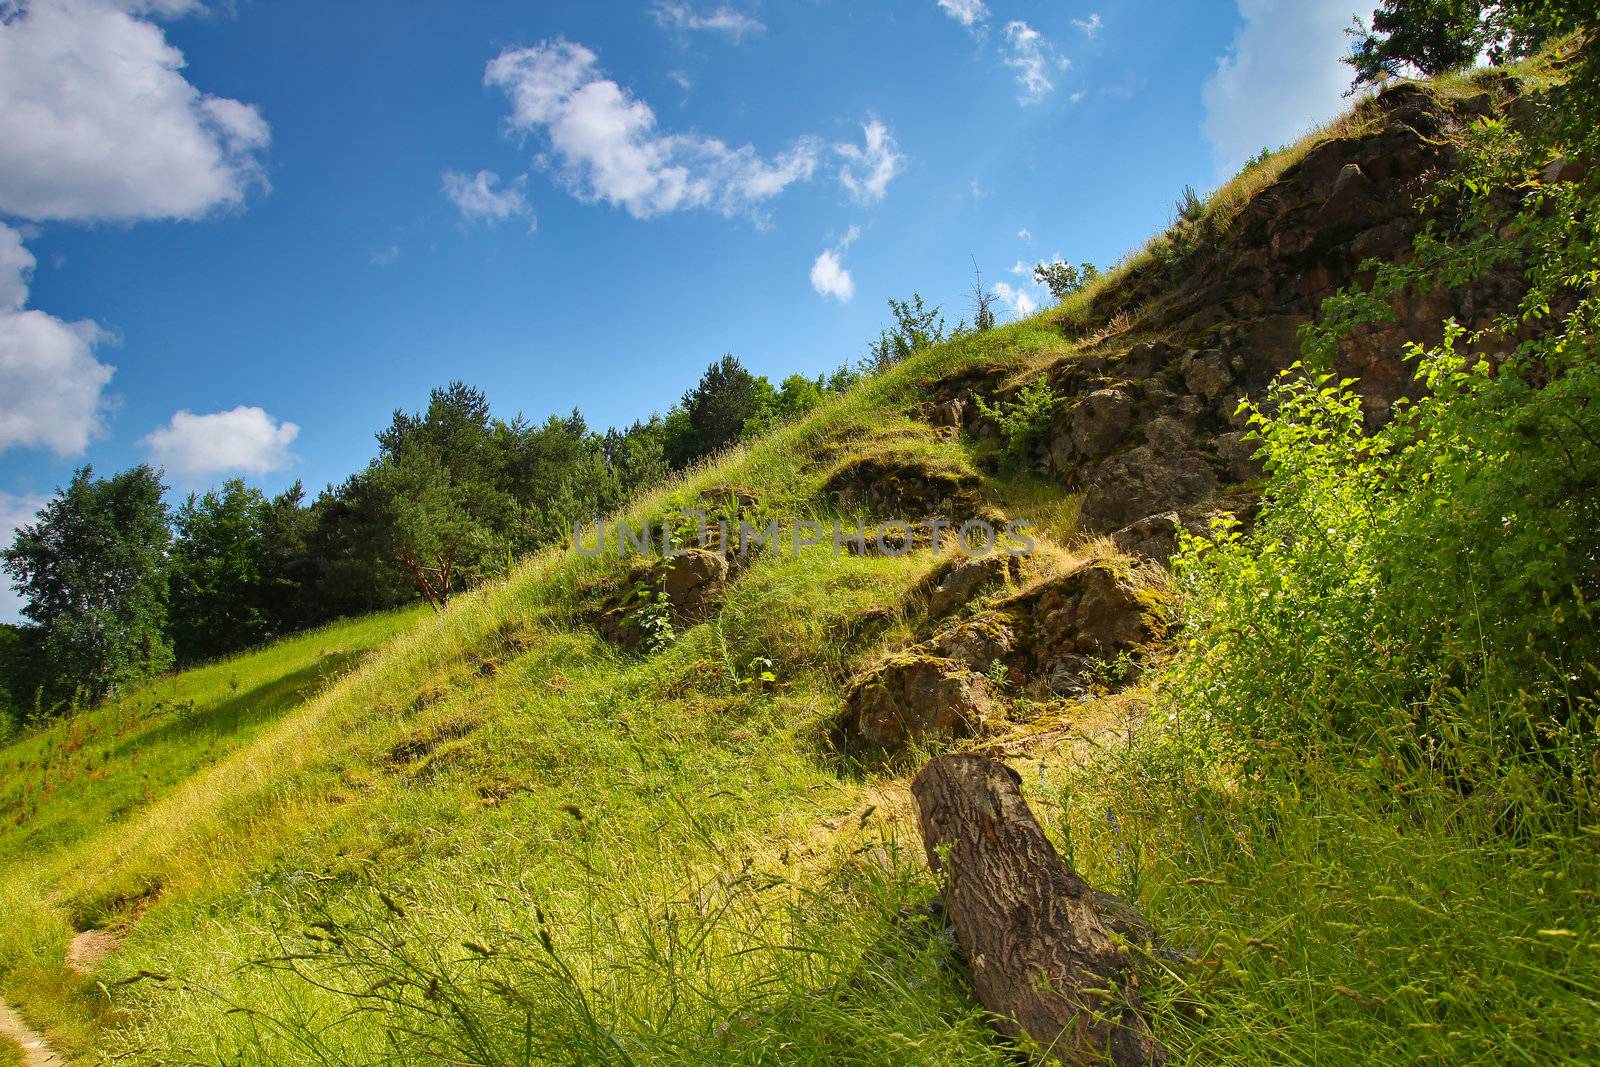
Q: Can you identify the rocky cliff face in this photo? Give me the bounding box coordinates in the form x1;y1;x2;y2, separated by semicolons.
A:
832;79;1533;753
976;80;1526;547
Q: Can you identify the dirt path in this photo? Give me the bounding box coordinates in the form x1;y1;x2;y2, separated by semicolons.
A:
0;998;65;1067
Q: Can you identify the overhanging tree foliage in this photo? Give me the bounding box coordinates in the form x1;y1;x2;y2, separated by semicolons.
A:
1344;0;1567;87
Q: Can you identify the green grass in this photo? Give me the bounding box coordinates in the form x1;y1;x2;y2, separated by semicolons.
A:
0;609;425;864
0;319;1077;1064
0;607;425;1057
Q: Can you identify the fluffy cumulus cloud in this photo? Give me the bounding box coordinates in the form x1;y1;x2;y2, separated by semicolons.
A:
483;39;904;222
1202;0;1355;177
1003;21;1066;104
442;169;534;225
834;120;904;205
810;225;859;303
142;406;299;480
651;2;764;41
0;222;116;457
485;40;820;221
936;0;989;28
0;0;271;222
993;280;1039;318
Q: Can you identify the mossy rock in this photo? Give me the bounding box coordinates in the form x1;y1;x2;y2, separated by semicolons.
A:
839;652;997;751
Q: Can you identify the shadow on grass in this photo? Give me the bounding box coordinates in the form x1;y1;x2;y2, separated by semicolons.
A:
106;649;369;764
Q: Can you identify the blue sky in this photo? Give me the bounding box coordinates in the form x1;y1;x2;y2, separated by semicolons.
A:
0;0;1364;617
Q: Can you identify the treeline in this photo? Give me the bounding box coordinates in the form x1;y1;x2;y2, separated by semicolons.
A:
1;353;866;718
2;277;1037;720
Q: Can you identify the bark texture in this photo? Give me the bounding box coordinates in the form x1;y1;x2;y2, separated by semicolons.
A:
911;753;1165;1066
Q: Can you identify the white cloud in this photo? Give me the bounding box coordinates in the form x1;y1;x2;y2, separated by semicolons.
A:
1202;0;1354;177
993;280;1039;318
1017;228;1033;243
651;2;764;41
142;405;299;480
0;490;49;622
936;0;989;28
810;225;859;303
0;222;115;457
1073;13;1103;37
834;120;904;205
1002;21;1065;104
810;250;854;302
0;0;270;223
443;169;534;225
485;39;818;221
369;244;400;266
0;224;32;315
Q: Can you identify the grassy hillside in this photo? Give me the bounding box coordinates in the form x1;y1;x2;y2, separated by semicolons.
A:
2;66;1596;1066
0;608;427;1052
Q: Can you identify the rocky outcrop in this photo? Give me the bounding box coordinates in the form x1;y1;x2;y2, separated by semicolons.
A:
841;654;998;750
661;548;728;622
1027;82;1535;539
915;553;1021;619
836;561;1164;751
594;548;730;647
823;455;983;518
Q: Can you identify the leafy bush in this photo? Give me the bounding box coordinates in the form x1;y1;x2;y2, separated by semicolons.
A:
1167;106;1600;804
1032;260;1100;301
863;294;948;373
976;379;1060;465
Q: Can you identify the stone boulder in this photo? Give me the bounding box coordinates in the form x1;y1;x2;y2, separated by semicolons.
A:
823;455;982;518
841;655;997;750
595;548;729;647
1109;511;1185;563
662;548;728;623
1025;562;1151;661
1183;351;1233;401
1077;446;1219;532
1213;431;1265;482
918;554;1020;618
883;560;1163;702
1117;340;1175;382
931;612;1017;673
1069;388;1135;460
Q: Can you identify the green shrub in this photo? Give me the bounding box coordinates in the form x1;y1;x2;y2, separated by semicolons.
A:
1166;107;1600;803
976;379;1060;465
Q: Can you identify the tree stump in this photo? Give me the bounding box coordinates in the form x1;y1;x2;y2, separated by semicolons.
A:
911;753;1165;1066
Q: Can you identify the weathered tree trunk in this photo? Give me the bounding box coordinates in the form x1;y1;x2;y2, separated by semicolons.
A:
911;753;1165;1066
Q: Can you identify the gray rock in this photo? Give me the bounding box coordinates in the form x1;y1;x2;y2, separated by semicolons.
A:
1110;511;1184;562
1184;351;1233;401
1214;431;1265;483
1144;416;1191;455
924;555;1013;618
931;613;1017;672
1070;388;1135;460
1325;162;1372;208
1078;447;1219;532
1118;341;1173;381
663;548;729;622
843;656;996;750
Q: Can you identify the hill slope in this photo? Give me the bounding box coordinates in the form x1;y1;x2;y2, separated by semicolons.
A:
2;68;1596;1065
